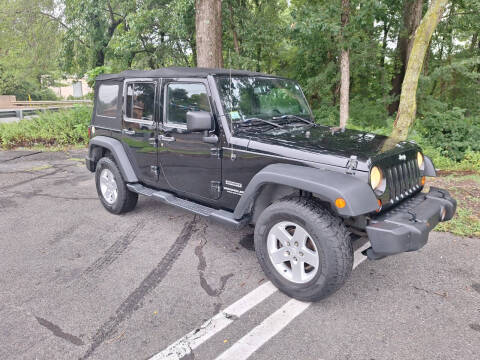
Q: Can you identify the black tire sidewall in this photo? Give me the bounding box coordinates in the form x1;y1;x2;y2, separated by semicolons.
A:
254;198;352;301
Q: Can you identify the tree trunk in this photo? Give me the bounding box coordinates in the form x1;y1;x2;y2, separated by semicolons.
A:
388;0;423;115
196;0;223;68
388;0;448;142
228;2;240;54
339;0;350;129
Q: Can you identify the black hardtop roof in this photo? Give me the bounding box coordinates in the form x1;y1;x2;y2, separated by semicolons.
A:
95;66;279;81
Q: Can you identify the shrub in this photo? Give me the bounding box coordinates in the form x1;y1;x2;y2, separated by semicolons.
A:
416;107;480;161
0;105;92;148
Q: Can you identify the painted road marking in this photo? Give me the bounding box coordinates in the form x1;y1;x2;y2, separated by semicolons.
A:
150;242;371;360
149;281;278;360
215;242;371;360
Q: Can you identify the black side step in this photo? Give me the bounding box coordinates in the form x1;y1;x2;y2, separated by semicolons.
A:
127;183;249;229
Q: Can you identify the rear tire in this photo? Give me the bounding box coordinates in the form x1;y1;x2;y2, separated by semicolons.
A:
95;157;138;214
254;197;352;301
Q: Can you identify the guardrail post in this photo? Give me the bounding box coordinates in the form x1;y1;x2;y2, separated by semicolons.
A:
15;110;24;120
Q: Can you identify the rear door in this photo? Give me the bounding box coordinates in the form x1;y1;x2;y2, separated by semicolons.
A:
121;79;159;187
157;79;222;201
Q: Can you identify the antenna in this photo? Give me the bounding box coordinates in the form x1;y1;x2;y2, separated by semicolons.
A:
228;49;235;157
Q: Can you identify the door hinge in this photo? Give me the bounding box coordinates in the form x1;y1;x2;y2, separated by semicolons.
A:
150;165;160;176
210;180;222;197
210;147;222;158
149;137;158;147
346;155;358;175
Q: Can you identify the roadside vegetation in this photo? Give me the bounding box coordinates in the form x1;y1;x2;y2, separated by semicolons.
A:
0;105;91;149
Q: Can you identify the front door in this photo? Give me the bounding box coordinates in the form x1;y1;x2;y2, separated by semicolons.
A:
121;79;159;187
158;79;222;200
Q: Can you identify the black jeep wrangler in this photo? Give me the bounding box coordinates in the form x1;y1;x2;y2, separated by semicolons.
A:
86;67;456;301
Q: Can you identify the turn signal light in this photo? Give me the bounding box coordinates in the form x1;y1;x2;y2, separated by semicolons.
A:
421;176;426;186
376;199;382;212
335;198;346;208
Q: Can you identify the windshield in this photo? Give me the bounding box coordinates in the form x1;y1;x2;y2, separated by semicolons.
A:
215;76;313;128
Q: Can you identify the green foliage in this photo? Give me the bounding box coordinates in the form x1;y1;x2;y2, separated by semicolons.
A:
0;106;92;148
0;0;62;100
436;207;480;237
0;69;58;100
86;66;113;88
415;108;480;161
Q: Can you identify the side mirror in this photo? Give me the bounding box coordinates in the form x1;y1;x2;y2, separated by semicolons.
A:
186;111;213;132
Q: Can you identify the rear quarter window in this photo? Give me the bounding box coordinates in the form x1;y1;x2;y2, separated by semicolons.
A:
96;84;119;117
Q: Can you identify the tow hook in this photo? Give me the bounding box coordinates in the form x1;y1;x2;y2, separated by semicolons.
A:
363;247;386;260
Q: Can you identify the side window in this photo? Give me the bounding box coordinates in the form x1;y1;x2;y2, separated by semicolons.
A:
166;83;211;126
96;84;119;117
126;82;155;121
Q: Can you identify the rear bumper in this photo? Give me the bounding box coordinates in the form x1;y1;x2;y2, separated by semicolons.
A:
365;187;456;259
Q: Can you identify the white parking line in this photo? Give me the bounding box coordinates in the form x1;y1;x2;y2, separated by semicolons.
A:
149;281;278;360
214;242;371;360
150;242;371;360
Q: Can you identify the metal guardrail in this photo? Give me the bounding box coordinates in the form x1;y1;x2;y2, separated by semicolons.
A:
12;100;92;107
0;106;73;120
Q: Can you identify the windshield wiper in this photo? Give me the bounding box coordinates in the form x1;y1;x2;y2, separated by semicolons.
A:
238;117;283;128
272;114;316;127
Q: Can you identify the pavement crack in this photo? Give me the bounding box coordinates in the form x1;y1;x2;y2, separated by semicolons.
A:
83;219;147;276
1;151;42;162
412;285;447;298
35;316;85;346
80;215;198;360
0;164;75;191
194;221;234;312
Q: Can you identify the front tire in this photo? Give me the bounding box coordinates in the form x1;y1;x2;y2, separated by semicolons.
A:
95;157;138;214
254;197;353;301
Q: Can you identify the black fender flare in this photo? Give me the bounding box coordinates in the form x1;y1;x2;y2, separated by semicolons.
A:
424;155;436;177
87;136;138;182
233;163;378;219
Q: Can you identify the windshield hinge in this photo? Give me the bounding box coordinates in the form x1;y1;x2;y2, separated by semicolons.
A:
210;181;222;198
346;155;358;175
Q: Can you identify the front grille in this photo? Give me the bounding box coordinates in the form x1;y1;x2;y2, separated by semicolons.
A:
385;158;421;203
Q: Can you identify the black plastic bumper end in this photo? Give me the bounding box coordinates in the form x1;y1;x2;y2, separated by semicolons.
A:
365;187;456;259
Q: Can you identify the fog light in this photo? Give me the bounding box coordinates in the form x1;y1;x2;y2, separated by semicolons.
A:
335;198;346;208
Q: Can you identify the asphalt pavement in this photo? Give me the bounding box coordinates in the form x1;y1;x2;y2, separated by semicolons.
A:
0;149;479;360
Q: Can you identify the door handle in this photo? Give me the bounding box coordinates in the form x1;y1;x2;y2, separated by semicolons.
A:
122;129;135;135
159;135;176;142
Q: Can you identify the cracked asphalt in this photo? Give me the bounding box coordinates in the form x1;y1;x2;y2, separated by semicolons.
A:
0;149;479;360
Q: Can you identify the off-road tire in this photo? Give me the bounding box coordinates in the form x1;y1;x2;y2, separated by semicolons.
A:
95;157;138;214
254;196;353;301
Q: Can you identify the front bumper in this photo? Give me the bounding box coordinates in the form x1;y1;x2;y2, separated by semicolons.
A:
365;187;456;259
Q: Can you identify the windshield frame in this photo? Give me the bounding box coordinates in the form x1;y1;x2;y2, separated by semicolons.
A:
214;75;314;131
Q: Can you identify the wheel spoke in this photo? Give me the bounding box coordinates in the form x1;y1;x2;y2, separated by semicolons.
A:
292;226;308;247
270;248;288;265
270;226;292;247
301;248;319;268
291;261;304;282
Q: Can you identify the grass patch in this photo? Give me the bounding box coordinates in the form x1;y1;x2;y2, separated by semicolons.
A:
428;171;480;238
436;208;480;238
0;105;92;149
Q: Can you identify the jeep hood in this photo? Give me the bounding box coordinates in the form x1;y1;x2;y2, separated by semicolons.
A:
242;125;419;172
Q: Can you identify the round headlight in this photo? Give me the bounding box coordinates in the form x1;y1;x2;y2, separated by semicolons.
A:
370;166;383;190
417;152;424;170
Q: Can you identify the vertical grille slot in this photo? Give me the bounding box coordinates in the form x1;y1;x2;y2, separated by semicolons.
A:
381;154;421;204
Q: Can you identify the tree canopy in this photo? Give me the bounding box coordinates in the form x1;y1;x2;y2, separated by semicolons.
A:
1;0;479;159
